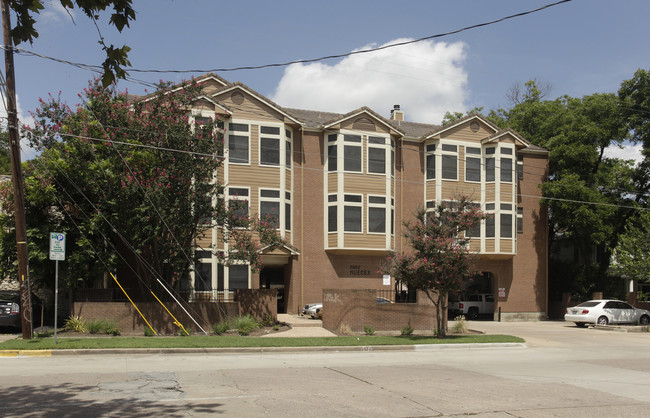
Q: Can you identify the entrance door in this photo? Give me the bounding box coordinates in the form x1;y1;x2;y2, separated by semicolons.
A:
260;267;286;313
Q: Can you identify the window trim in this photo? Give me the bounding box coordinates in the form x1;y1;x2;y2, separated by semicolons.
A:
440;143;458;181
343;193;363;233
465;147;481;183
259;188;281;230
259;124;282;167
367;195;387;234
227;186;250;229
227;122;250;165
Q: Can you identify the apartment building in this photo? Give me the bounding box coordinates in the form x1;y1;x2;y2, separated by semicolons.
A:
189;73;549;320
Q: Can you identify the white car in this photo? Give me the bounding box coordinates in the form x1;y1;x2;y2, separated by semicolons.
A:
302;303;322;317
564;300;650;327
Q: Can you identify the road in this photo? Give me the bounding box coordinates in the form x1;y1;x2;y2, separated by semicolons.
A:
1;321;649;417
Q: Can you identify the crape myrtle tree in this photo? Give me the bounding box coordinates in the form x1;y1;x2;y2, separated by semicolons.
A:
383;197;485;338
8;79;286;291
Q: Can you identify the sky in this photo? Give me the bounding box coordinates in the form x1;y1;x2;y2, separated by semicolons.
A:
4;0;650;161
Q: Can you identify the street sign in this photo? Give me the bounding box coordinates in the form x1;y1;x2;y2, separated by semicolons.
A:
49;232;66;261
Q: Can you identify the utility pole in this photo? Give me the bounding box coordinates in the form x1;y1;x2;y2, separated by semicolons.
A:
2;0;32;339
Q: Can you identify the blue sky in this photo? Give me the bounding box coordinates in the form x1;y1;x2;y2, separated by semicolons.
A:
7;0;650;160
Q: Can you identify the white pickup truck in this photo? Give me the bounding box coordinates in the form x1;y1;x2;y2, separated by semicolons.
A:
448;293;494;320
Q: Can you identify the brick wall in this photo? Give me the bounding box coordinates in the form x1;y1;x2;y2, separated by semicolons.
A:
321;289;436;333
72;289;276;335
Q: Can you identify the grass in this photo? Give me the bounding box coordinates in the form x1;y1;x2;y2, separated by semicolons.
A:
0;334;523;350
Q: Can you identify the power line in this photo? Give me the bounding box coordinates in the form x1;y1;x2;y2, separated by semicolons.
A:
10;0;572;75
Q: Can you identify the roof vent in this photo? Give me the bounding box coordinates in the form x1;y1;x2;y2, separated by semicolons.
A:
390;104;404;122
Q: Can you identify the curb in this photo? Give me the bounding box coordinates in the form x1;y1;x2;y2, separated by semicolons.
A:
0;350;52;357
0;343;526;357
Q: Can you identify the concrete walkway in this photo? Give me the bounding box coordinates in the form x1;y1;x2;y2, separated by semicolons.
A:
267;314;337;337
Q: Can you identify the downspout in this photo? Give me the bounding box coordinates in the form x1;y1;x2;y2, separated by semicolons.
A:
300;127;304;313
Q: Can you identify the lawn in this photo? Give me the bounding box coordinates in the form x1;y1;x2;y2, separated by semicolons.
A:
0;334;524;350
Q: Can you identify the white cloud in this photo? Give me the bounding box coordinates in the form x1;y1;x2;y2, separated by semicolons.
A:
604;142;643;165
271;38;468;124
40;1;76;24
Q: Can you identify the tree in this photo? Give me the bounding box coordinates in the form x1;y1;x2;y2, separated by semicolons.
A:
383;198;484;338
611;210;650;285
9;1;135;85
4;79;286;291
440;107;484;126
489;84;633;299
0;130;10;174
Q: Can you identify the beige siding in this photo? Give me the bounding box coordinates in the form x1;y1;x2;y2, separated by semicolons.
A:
500;186;514;202
425;180;436;201
440;121;494;142
344;174;386;195
344;234;386;249
193;99;214;112
213;91;285;123
500;239;513;253
285;169;292;190
441;182;481;200
196;232;211;248
485;183;496;202
328;234;337;248
485;239;495;253
229;166;281;189
469;240;480;252
328;174;338;194
250;125;259;163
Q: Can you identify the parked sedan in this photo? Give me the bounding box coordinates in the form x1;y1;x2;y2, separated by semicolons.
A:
0;291;42;330
302;303;322;317
564;300;650;327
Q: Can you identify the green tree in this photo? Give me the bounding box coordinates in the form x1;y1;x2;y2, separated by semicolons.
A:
0;131;10;174
2;79;286;291
9;1;135;85
440;107;484;126
383;198;484;338
611;210;650;284
490;83;632;298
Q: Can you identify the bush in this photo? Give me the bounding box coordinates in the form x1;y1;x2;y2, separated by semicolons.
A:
452;315;468;334
213;320;230;335
401;325;414;336
363;325;375;335
64;315;87;333
144;325;155;337
338;324;354;336
232;315;259;336
272;324;280;331
87;319;121;335
261;315;275;327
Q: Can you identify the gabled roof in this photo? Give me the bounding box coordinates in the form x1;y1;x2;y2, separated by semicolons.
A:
210;82;303;126
259;243;300;256
135;73;231;103
192;95;233;116
482;128;531;147
422;113;500;139
321;106;405;136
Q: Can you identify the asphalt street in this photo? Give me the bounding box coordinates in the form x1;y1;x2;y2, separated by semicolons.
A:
1;321;649;417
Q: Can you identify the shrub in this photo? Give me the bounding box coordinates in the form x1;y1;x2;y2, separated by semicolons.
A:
363;325;375;335
338;324;354;336
452;315;468;334
233;315;259;336
87;319;120;335
261;315;275;327
213;320;230;335
401;325;414;336
144;325;155;337
64;315;87;333
272;324;280;331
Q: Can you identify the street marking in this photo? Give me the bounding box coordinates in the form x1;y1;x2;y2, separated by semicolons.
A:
0;350;52;357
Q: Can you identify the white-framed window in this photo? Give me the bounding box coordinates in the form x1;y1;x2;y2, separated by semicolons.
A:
344;194;363;232
327;133;337;172
500;147;513;183
228;122;249;164
327;194;337;232
465;147;481;182
500;203;513;238
485;202;495;238
286;128;293;169
259;189;281;229
441;144;458;180
228;264;249;290
425;143;436;180
367;136;388;174
228;186;249;228
367;195;387;234
517;153;524;180
485;147;496;182
466;202;481;238
193;249;212;291
259;125;281;166
285;191;291;231
517;207;523;233
343;134;362;172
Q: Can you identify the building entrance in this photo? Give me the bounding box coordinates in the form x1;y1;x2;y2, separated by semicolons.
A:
260;267;286;313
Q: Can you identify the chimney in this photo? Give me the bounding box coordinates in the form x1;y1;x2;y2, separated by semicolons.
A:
390;104;404;122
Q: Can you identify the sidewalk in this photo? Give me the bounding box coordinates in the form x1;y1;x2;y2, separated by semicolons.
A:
269;314;337;337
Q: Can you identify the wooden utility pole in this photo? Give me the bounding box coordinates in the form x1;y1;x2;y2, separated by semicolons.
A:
2;0;32;339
